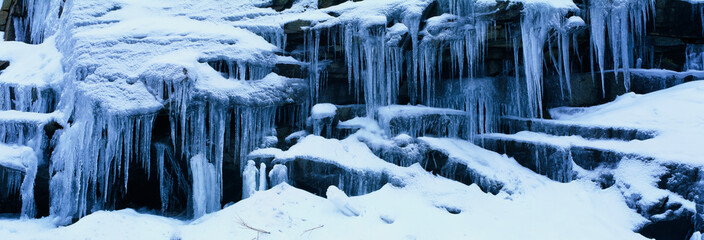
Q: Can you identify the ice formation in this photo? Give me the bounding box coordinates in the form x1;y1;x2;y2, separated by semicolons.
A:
1;0;703;239
311;103;337;137
0;144;37;218
589;0;656;92
268;164;289;187
242;160;258;200
687;44;704;71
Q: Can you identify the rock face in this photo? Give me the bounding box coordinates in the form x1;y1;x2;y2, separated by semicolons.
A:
1;0;14;41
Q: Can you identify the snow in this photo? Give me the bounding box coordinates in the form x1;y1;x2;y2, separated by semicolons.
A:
1;0;700;238
0;37;62;87
274;135;402;175
487;81;704;167
194;73;307;107
313;0;434;30
0;37;63;113
337;117;384;134
0;144;35;176
76;80;163;116
377;105;465;126
566;16;586;28
613;159;696;214
311;103;337;120
419;137;545;193
0;168;649;240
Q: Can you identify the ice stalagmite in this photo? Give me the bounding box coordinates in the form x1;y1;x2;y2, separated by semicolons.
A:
242;160;258;199
258;162;267;191
190;154;219;218
268;164;288;187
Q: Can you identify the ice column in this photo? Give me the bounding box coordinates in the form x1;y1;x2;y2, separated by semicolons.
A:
258;163;267;191
268;164;289;187
242;160;258;199
190;154;219;218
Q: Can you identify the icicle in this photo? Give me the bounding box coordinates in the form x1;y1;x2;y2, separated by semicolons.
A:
0;169;22;201
231;106;276;171
512;35;523;117
268;164;289;187
0;84;55;113
521;9;551;118
242;160;258;199
155;143;170;213
305;29;322;105
560;31;572;98
465;78;499;138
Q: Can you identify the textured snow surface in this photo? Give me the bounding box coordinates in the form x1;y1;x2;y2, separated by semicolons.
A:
52;0;310;114
0;38;63;87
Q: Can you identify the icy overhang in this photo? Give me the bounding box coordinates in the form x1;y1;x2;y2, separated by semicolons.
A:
193;73;307;108
75;80;163;116
0;144;36;173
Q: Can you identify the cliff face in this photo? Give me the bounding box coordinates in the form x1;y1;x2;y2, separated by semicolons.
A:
0;0;703;239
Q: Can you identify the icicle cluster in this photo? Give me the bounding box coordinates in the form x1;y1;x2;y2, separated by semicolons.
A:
49;102;155;220
520;6;574;118
589;0;656;93
11;0;62;44
0;85;56;113
206;60;272;81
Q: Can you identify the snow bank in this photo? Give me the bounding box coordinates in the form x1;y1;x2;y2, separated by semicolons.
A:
548;81;704;165
1;167;648;240
419;137;545;193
